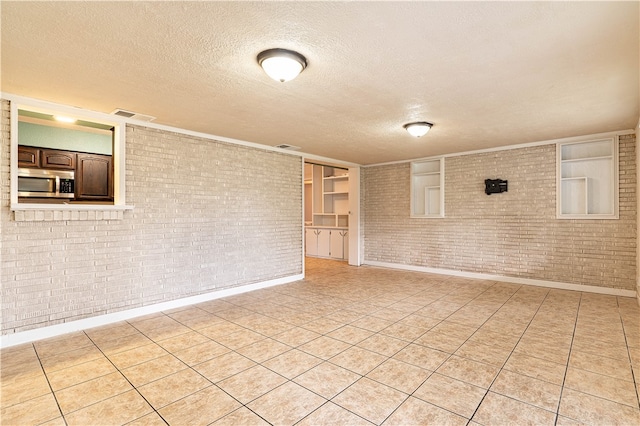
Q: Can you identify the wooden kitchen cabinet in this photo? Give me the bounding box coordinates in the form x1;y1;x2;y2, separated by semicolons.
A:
75;153;113;200
41;149;76;170
17;146;40;168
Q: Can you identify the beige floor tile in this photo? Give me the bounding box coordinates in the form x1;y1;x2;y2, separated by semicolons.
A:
414;330;466;353
217;365;286;404
0;392;61;425
137;369;211;409
172;340;231;366
64;390;152;426
357;334;408;357
436;355;500;389
333;377;407;424
554;415;584;426
473;391;556;425
1;345;42;381
193;351;256;383
298;402;373;425
514;339;570;365
156;330;210;353
329;346;387;375
121;354;188;387
294;361;360;399
569;349;634;382
248;381;326;425
239;317;294;337
262;349;322;379
197;320;246;340
417;301;462;319
46;357;116;391
397;313;441;330
503;351;567;385
107;342;168;370
214;328;265;350
379;322;426;341
127;411;173;425
430;320;478;340
327;325;374;344
454;339;512;366
130;315;181;333
301;317;344;334
33;332;95;359
142;323;192;342
158;385;241;426
367;358;431;394
559;388;640;425
93;332;153;356
54;371;132;414
370;307;409;322
299;336;351;359
413;372;486;418
84;322;141;346
37;416;67;426
490;369;562;412
38;345;104;375
236;337;290;363
211;407;270;425
272;326;322;347
350;315;394;332
467;328;519;350
571;338;630;361
382;396;467;426
1;370;52;408
393;342;449;370
564;366;638;407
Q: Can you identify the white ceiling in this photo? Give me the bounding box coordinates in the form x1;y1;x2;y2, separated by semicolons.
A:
2;1;638;165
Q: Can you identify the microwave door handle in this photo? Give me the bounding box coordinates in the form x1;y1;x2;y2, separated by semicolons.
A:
55;176;60;197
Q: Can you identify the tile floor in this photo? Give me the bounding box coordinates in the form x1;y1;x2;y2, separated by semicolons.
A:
1;258;639;425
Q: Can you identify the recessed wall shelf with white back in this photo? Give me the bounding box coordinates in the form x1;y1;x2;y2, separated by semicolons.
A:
410;158;444;218
557;138;618;219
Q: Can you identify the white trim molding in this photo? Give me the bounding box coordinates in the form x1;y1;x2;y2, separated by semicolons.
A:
0;273;303;349
364;261;637;298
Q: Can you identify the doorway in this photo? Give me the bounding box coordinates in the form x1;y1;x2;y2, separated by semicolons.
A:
303;161;360;267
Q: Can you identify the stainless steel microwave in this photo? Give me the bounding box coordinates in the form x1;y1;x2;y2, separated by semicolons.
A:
17;168;75;199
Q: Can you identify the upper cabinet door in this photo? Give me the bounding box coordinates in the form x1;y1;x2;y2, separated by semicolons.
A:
76;153;113;200
17;146;40;168
41;149;76;170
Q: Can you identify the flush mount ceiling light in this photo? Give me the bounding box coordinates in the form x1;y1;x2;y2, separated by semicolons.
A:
54;115;76;123
257;48;307;82
403;121;433;137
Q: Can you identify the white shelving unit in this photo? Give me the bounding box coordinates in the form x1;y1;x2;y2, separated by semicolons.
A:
557;138;618;219
410;158;444;218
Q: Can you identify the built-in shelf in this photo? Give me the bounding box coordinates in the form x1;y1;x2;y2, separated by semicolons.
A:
557;138;618;219
411;158;444;218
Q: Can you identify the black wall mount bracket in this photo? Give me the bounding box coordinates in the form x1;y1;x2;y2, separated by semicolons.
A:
485;179;508;195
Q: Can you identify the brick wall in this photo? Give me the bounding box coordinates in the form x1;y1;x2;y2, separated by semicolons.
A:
363;136;637;291
0;100;303;334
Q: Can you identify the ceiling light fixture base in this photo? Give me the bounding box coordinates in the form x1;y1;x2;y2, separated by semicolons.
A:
404;121;433;137
257;48;307;82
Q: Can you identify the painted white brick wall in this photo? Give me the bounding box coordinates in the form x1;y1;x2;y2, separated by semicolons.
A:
0;100;303;334
363;136;637;291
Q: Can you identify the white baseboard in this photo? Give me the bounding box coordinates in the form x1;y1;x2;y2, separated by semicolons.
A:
364;261;637;298
1;273;304;349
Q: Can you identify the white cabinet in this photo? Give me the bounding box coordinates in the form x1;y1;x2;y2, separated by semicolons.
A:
557;138;618;219
411;158;444;218
305;227;348;260
305;228;318;256
330;229;348;260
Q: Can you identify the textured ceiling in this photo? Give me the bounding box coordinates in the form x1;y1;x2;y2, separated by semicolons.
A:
2;1;638;165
